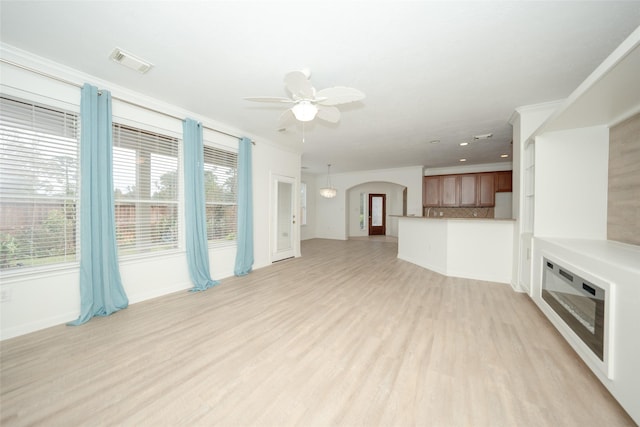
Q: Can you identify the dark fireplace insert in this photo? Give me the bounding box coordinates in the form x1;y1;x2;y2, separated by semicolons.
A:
542;258;605;361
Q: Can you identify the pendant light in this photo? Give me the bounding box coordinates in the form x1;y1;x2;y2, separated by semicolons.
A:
319;164;337;198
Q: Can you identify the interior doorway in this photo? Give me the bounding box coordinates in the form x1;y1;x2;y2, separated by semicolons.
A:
368;193;386;235
272;175;296;262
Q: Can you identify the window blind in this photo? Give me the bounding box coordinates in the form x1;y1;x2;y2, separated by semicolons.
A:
203;145;237;245
0;95;79;270
112;123;179;255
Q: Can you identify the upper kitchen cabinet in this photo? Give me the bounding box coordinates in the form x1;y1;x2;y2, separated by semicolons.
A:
477;173;496;207
423;175;441;207
495;171;513;192
423;172;498;208
441;175;459;206
459;174;477;206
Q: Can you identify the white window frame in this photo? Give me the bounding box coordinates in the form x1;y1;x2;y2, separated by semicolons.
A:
112;122;180;257
0;95;80;272
203;142;238;247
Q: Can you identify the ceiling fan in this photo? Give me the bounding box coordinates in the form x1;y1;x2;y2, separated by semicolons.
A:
244;69;365;128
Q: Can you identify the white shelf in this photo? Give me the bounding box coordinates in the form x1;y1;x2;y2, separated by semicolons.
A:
538;238;640;274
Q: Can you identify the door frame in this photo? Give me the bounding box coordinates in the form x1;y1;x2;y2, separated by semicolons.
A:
368;193;386;235
271;173;297;262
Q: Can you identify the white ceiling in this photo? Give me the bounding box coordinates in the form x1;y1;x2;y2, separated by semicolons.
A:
1;1;639;174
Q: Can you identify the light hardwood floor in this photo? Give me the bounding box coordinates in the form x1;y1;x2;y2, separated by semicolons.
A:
0;239;635;426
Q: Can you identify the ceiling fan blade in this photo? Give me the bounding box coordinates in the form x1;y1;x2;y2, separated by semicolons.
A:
278;108;297;129
284;70;315;99
244;97;293;103
315;86;365;106
316;105;341;123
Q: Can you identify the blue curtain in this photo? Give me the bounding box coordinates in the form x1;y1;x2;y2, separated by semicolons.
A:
234;137;254;276
69;84;128;326
183;118;220;291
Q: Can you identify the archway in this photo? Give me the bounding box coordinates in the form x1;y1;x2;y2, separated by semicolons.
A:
345;181;406;238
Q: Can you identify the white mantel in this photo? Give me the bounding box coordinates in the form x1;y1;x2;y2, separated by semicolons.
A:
396;216;515;284
532;237;640;423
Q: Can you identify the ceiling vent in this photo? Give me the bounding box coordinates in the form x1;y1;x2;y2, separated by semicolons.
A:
109;48;153;74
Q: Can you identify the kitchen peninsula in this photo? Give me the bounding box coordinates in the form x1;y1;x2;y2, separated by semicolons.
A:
396;216;515;284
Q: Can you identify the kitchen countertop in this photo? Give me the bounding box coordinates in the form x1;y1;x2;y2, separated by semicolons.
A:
393;215;515;221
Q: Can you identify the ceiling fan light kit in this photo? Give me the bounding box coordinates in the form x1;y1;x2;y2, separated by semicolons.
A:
292;100;318;122
245;70;365;129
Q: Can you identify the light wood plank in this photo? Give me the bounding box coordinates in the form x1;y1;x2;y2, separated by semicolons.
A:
608;112;640;245
0;239;635;426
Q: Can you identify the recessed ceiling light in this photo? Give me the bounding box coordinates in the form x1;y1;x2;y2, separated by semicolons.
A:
459;158;467;162
473;133;493;140
459;142;469;146
429;140;440;144
500;154;509;158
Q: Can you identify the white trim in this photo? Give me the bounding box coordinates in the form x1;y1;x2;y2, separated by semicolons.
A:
424;162;512;176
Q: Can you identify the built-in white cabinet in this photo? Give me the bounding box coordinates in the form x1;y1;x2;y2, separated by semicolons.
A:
513;25;640;424
510;104;558;294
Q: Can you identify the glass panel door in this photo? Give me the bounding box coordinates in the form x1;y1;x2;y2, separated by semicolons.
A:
272;175;296;262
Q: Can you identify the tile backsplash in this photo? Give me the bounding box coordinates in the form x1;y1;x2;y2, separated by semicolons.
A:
424;207;495;218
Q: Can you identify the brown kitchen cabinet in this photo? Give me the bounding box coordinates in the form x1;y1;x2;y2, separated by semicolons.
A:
459;174;477;206
423;176;441;207
423;175;458;207
423;172;498;208
477;173;495;206
495;171;513;192
441;175;458;206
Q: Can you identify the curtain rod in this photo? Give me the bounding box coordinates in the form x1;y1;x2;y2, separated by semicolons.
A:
0;58;254;144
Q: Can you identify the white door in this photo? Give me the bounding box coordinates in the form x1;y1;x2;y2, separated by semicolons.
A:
272;175;296;262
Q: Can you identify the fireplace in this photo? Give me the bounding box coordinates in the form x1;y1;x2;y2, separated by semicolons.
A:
542;258;606;361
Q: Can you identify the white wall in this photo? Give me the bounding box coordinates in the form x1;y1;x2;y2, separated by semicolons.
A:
315;166;423;240
300;172;317;241
445;220;514;284
269;154;303;263
535;125;609;239
347;182;405;237
398;218;448;275
397;218;514;284
0;46;301;339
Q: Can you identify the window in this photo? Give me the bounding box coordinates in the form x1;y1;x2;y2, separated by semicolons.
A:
359;192;366;230
0;95;79;270
112;123;179;255
203;145;237;245
300;182;307;226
